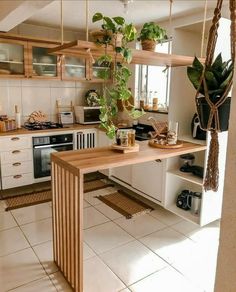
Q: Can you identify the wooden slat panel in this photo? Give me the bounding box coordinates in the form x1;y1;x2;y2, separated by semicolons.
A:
70;172;75;289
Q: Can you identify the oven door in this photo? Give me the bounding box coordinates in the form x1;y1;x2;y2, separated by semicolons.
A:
33;143;73;178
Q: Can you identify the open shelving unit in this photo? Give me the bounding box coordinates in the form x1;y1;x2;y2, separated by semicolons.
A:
47;40;205;67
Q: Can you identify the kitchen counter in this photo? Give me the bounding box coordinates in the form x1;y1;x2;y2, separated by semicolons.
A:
0;124;99;137
51;140;206;292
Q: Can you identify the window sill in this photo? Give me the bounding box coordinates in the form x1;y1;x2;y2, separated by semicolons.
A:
136;108;168;115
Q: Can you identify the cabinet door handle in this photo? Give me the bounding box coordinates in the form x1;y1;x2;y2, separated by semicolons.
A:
11;137;20;141
12;150;21;154
155;159;162;163
12;162;21;166
13;175;22;179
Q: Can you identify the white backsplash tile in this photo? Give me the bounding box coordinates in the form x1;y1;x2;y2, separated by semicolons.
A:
1;79;102;121
22;87;51;117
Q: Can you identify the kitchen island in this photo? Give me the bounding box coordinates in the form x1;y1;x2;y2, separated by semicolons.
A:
51;141;206;292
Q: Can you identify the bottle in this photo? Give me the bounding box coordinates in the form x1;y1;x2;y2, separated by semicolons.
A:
152;91;158;111
14;105;21;129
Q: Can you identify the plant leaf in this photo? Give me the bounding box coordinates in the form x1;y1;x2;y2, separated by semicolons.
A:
92;13;103;23
112;16;125;26
187;67;202;90
192;56;203;72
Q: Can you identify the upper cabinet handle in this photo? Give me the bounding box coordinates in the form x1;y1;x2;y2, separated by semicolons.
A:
11;137;20;141
12;162;21;166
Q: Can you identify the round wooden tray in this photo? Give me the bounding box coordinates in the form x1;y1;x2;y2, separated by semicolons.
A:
111;143;139;153
149;139;183;149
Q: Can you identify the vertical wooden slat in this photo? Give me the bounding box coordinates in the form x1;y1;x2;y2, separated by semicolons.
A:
51;159;83;292
70;173;75;289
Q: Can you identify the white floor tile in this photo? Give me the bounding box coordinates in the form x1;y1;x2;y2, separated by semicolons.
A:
171;220;201;236
150;207;183;226
114;214;166;239
9;276;57;292
49;271;73;292
33;241;58;275
84;187;117;206
84;221;133;254
100;240;167;286
84;256;125;292
84;242;96;260
21;218;52;246
94;203;123;220
120;289;131;292
83;200;91;208
140;227;196;264
0;201;6;213
0;212;17;231
129;266;203;292
11;203;52;225
0;248;46;291
83;206;109;229
0;226;29;256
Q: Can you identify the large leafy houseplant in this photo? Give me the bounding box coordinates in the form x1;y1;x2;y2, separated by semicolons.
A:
92;13;144;139
137;22;168;51
187;53;233;131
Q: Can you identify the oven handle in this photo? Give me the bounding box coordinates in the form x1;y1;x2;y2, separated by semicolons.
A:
34;142;74;149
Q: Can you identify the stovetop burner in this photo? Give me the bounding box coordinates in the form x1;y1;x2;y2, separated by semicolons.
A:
24;122;63;130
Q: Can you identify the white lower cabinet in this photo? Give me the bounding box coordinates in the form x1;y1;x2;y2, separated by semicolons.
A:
111;165;132;185
0;135;33;189
132;160;164;202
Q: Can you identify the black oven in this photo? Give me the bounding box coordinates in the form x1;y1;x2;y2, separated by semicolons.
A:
33;134;73;179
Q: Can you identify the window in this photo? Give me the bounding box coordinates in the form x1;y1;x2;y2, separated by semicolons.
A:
135;40;171;112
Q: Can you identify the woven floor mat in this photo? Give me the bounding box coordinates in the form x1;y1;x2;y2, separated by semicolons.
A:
4;179;113;211
96;190;153;219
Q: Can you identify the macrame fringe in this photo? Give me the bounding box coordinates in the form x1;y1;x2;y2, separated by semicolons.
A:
203;131;219;192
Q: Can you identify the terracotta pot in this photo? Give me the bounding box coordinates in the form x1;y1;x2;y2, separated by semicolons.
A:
141;39;156;51
196;96;231;132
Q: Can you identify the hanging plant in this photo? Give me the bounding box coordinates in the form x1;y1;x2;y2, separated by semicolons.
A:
92;13;144;139
186;0;235;192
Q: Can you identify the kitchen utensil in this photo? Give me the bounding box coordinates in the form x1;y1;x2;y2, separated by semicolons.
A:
191;192;202;215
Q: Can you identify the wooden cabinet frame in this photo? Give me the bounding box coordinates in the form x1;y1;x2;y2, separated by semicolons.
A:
0;38;28;79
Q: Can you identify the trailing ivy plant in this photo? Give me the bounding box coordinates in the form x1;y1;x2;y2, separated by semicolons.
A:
92;13;144;139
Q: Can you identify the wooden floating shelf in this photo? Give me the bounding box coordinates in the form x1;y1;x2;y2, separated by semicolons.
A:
48;40;205;67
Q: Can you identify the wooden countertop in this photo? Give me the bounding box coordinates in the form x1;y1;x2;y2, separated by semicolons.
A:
51;141;207;175
0;124;99;137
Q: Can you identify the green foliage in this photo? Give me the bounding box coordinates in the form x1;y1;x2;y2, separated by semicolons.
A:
138;22;168;42
92;13;144;139
187;53;233;102
92;12;137;52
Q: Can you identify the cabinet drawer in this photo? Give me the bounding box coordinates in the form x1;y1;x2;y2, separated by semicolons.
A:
1;148;32;164
2;173;33;189
0;136;31;151
1;161;33;177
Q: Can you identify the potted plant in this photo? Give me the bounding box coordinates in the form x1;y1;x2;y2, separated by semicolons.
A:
91;13;143;139
92;13;136;49
187;53;233;131
137;22;168;51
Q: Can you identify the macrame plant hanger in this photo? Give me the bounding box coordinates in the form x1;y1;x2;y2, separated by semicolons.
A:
195;0;236;192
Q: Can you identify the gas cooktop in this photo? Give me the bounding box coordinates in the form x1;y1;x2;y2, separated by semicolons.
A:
24;122;63;131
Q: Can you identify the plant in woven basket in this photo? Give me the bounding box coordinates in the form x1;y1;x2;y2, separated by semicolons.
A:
187;53;233;131
137;22;168;51
91;13;143;139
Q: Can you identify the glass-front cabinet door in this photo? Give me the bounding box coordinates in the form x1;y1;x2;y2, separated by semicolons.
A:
0;39;27;78
28;42;60;79
90;59;112;82
62;56;88;81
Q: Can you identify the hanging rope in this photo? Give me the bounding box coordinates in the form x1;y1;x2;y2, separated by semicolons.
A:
85;0;95;64
60;0;64;45
195;0;235;191
200;0;208;58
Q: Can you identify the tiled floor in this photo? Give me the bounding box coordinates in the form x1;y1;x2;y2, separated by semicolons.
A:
0;187;220;292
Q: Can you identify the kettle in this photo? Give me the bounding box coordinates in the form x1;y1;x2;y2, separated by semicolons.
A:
191;114;206;140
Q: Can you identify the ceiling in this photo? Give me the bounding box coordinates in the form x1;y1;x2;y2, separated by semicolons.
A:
25;0;220;32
